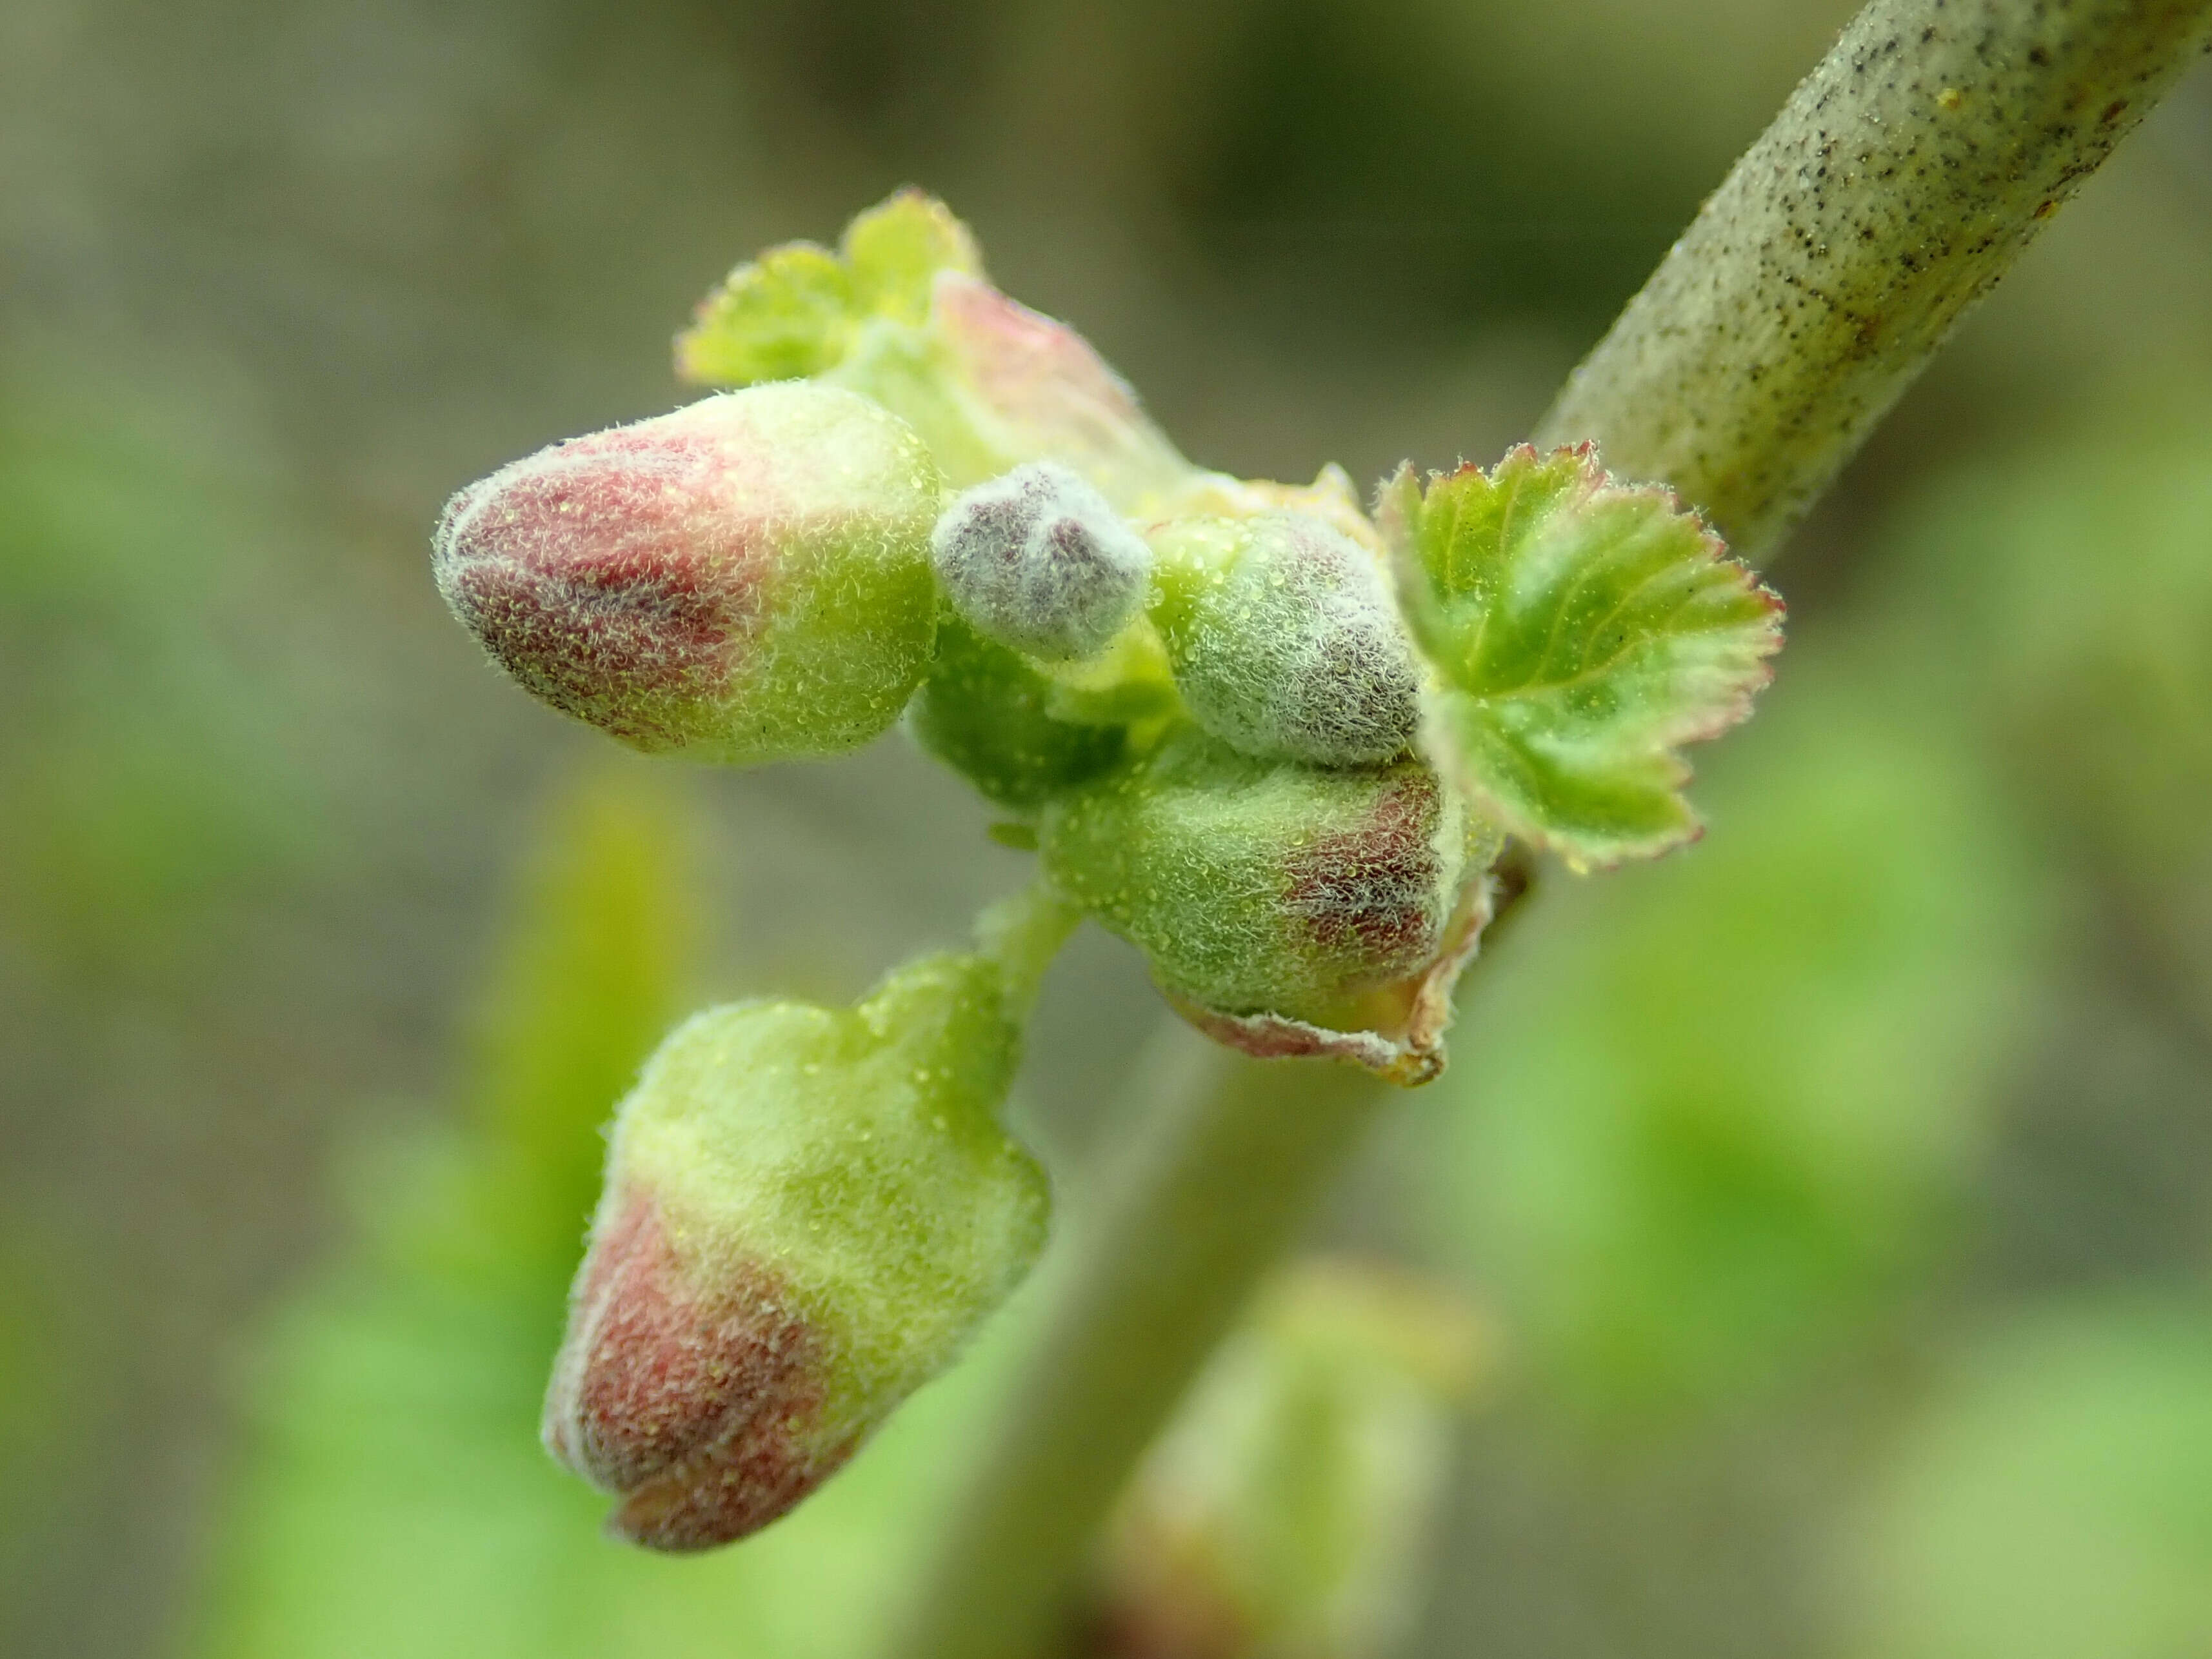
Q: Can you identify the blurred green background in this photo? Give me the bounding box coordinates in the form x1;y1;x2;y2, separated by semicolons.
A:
5;1;2212;1655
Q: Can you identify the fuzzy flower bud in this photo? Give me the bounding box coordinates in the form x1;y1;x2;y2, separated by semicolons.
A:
541;893;1073;1549
1149;513;1422;768
930;461;1154;662
433;382;943;765
1041;726;1497;1080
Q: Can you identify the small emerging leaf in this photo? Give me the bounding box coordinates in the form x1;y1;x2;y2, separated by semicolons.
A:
1380;446;1782;867
675;190;981;386
675;244;855;387
680;190;1206;514
843;190;982;324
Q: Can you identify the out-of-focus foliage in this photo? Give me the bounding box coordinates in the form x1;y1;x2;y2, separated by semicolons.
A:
0;397;323;964
1844;1287;2212;1659
0;1224;129;1625
1889;399;2212;1032
0;390;379;1659
1424;629;2049;1422
195;768;693;1655
1089;1262;1487;1659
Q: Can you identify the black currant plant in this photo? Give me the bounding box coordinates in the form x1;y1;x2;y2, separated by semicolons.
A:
439;181;1766;1542
425;0;2212;1653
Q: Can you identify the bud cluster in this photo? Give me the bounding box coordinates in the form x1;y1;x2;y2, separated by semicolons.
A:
430;189;1777;1553
432;203;1511;1088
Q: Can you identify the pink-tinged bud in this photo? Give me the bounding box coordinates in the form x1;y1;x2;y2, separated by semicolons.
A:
1041;726;1504;1083
543;1185;853;1549
831;266;1201;512
543;909;1066;1550
926;273;1189;506
433;382;944;765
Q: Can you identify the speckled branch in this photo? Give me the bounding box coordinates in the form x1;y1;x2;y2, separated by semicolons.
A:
1535;0;2212;559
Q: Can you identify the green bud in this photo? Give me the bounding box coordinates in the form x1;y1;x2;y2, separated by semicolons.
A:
541;892;1073;1550
908;613;1128;810
1041;726;1499;1082
1090;1261;1487;1659
433;382;943;765
932;462;1154;662
1150;513;1422;768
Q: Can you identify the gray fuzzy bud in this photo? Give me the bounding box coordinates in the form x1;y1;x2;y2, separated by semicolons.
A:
1153;513;1422;768
930;462;1153;662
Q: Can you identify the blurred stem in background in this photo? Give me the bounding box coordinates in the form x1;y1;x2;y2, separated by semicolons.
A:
891;3;2212;1655
890;1029;1390;1659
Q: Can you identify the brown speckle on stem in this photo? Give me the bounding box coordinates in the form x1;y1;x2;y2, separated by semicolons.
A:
1535;0;2212;560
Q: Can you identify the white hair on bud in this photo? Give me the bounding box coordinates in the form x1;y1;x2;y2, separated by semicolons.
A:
1171;515;1421;767
930;461;1154;662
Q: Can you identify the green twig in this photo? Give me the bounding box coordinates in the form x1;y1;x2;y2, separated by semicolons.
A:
888;1023;1388;1659
1536;0;2212;559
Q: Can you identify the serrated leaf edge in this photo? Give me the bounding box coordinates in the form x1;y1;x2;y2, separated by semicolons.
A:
1382;444;1784;869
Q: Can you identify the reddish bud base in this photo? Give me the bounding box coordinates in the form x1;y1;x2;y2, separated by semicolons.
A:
544;1188;848;1551
1282;768;1446;978
435;426;762;746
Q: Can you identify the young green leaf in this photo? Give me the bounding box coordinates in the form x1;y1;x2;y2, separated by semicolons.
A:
671;243;855;388
674;190;981;386
677;191;1201;510
1380;446;1782;868
843;190;982;324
